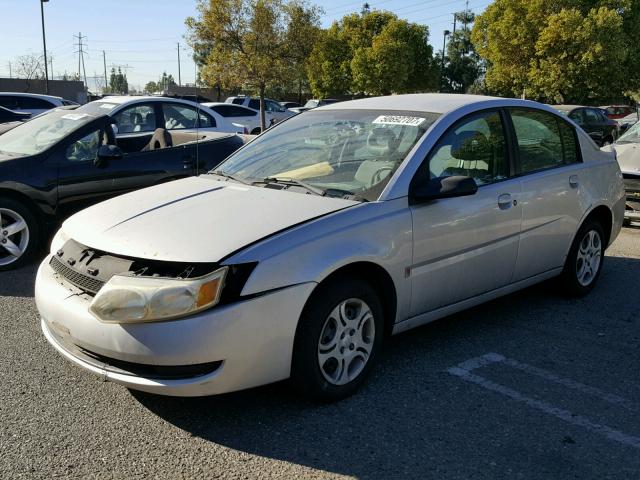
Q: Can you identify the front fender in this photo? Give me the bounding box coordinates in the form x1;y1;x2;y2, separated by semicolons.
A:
224;198;414;323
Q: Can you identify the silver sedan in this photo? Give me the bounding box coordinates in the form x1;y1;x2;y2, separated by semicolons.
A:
36;94;626;401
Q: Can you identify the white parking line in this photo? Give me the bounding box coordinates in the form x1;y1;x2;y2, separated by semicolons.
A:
448;353;640;450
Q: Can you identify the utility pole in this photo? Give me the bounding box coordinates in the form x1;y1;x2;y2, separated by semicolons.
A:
177;42;182;87
49;55;53;80
440;30;451;92
103;50;108;93
453;13;457;35
40;0;49;94
74;32;88;89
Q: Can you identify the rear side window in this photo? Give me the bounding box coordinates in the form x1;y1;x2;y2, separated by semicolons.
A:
428;110;510;186
231;98;244;105
509;108;579;174
230;106;256;116
248;99;260;110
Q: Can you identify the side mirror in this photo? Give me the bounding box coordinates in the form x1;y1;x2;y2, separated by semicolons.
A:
411;175;478;203
95;144;123;167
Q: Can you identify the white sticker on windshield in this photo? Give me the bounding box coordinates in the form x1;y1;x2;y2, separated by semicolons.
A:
99;104;116;110
61;113;89;120
373;115;426;127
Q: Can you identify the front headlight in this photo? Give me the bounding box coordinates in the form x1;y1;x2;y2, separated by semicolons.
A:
89;267;228;324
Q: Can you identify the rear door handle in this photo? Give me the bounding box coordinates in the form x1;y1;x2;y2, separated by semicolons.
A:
569;175;579;188
498;193;513;210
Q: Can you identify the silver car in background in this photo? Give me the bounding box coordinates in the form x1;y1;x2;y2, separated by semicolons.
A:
36;94;625;402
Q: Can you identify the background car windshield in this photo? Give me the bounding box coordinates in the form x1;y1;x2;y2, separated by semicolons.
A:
0;110;95;156
76;102;119;115
617;121;640;143
216;109;439;200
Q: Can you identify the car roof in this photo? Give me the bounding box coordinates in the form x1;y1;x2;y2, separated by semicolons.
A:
318;93;528;114
0;92;63;101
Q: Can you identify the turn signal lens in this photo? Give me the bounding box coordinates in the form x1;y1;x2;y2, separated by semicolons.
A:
89;267;228;324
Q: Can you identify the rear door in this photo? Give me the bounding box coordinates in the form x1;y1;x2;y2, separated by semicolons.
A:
507;107;587;281
409;109;522;315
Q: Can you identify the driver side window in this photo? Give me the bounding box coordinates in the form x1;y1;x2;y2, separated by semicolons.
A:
66;130;101;163
428;110;509;186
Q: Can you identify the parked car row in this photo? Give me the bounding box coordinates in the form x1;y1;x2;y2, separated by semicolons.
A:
0;95;252;270
609;121;640;225
22;93;625;403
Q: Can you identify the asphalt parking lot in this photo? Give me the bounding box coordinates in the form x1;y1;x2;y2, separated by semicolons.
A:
1;227;639;480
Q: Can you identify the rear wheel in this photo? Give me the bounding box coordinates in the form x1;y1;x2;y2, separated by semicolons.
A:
0;198;40;271
559;220;605;296
291;277;384;402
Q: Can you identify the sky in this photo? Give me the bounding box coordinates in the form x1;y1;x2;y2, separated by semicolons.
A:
0;0;491;92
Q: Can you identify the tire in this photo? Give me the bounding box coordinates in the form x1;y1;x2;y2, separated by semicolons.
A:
559;220;605;297
250;127;262;135
0;197;40;271
291;277;384;402
623;217;632;227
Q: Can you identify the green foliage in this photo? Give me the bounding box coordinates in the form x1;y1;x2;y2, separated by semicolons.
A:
442;10;482;93
472;0;640;103
186;0;320;128
307;10;438;97
109;67;128;95
144;81;158;93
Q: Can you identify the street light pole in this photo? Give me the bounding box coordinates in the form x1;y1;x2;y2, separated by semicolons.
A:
440;29;451;92
40;0;49;94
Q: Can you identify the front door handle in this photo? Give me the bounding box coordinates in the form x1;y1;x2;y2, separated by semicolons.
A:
498;193;512;210
569;175;579;188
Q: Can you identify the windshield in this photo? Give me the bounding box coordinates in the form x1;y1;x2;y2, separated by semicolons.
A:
0;110;96;156
304;100;319;108
215;109;440;201
76;101;119;115
617;121;640;144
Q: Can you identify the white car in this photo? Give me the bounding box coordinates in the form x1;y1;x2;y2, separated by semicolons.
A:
610;122;640;224
76;96;247;145
225;96;294;123
36;94;625;402
202;102;278;134
0;92;77;116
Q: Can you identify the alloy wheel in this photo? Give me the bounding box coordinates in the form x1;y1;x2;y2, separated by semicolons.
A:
576;229;602;287
317;298;376;386
0;208;30;267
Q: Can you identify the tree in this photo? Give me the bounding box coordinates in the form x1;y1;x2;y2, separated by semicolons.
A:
144;81;159;93
14;54;45;80
109;67;128;94
442;10;482;93
472;0;640;103
158;72;177;91
186;0;321;130
306;11;438;97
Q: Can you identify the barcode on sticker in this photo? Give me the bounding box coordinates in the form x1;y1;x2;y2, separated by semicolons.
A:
373;115;425;126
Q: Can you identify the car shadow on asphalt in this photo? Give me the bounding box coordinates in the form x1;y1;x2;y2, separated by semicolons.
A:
132;255;639;478
0;262;38;297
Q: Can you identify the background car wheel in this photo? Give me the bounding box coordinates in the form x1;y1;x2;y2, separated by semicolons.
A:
0;198;40;271
250;127;262;135
559;220;605;297
291;277;384;402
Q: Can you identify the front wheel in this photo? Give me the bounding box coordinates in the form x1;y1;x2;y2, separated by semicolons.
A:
559;221;605;296
0;198;40;271
291;277;384;402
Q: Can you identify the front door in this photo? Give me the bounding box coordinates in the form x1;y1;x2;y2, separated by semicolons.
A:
409;109;522;315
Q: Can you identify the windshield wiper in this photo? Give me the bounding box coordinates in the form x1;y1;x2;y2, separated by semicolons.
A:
259;177;326;196
210;170;250;185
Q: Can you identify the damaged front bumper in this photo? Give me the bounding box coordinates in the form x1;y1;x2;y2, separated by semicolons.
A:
36;256;316;396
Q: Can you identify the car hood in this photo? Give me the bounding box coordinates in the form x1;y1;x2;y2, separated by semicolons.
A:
63;176;358;263
612;142;640;174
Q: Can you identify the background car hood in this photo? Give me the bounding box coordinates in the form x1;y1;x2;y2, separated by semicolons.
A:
613;142;640;174
63;176;358;263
